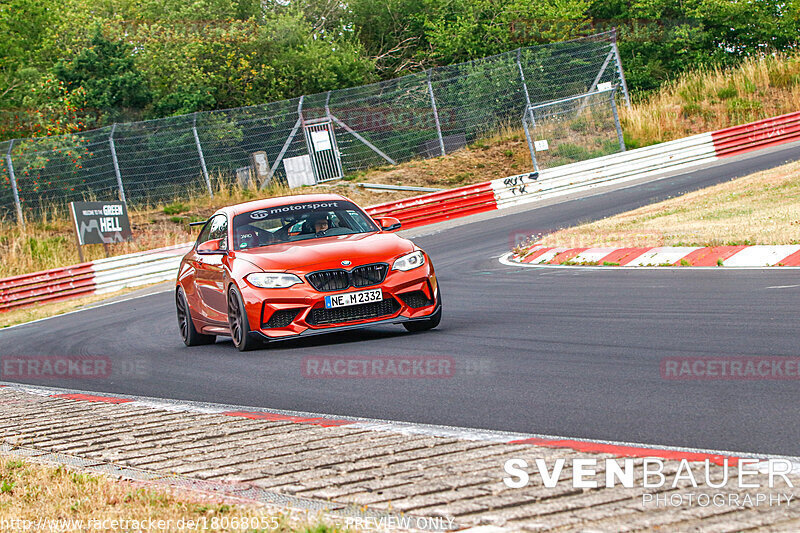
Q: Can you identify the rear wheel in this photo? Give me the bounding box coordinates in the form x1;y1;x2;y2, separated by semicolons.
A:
227;285;262;352
176;287;216;346
403;289;442;332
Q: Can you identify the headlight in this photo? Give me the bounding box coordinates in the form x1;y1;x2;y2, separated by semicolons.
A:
392;250;425;271
245;272;303;288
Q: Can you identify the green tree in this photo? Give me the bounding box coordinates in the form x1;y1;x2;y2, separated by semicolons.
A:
52;29;151;124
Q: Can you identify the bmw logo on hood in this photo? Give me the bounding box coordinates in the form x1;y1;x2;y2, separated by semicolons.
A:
341;260;352;266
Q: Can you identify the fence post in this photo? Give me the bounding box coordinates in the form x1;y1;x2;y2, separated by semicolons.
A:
109;124;127;203
522;109;539;173
611;28;631;108
193;113;213;197
5;139;24;226
610;87;626;152
426;70;446;157
516;49;533;108
265;95;304;186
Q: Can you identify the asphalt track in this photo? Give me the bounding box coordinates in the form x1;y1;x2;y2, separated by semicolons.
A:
2;144;800;456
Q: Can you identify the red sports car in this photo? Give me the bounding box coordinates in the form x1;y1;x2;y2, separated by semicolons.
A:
176;194;441;350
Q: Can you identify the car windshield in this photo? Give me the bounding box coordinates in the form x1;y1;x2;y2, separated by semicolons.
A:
231;200;379;251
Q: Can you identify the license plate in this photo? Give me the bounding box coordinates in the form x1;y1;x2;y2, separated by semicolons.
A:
324;288;382;309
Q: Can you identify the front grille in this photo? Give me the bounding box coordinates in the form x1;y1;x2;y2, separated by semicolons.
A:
263;308;300;328
307;298;400;325
306;270;349;292
398;290;433;308
351;264;388;287
306;263;388;292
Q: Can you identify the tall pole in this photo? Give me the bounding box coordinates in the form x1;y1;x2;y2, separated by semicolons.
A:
193;114;213;197
516;49;533;109
109;124;127;203
611;28;631;108
5;140;24;226
426;70;446;157
610;87;626;152
522;110;539;173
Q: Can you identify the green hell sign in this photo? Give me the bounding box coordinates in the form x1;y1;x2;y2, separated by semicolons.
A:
69;201;133;245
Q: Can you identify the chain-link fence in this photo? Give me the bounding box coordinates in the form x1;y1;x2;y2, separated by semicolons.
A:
0;30;628;222
523;87;626;172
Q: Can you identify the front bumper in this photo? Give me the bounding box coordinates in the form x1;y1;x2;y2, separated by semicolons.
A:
238;263;439;341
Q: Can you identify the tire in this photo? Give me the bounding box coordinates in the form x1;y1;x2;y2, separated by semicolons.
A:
176;287;216;346
403;289;442;333
227;285;262;352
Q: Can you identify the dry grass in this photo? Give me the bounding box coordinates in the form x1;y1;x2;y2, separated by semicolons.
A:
0;455;344;532
621;52;800;147
534;160;800;249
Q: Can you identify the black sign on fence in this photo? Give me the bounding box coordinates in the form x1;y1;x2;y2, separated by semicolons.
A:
69;201;132;262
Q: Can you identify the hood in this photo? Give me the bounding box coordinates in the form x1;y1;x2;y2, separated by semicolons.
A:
234;232;416;272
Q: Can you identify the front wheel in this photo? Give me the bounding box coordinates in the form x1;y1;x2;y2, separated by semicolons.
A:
403;290;442;333
176;287;216;346
227;285;262;352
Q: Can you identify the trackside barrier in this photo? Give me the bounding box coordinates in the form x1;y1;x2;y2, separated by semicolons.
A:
1;111;799;312
0;243;191;312
712;111;800;157
366;182;497;229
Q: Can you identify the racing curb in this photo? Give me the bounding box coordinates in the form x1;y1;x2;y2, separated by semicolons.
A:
2;382;800;532
5;383;775;468
502;244;800;268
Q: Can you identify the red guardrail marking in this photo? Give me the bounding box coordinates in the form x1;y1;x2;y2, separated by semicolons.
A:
508;437;739;466
52;393;133;404
0;286;98;312
222;411;356;427
712;111;800;158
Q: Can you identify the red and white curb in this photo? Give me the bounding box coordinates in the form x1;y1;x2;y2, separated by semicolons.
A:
3;381;798;474
502;244;800;269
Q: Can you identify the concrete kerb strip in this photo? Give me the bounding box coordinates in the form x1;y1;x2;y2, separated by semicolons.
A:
1;383;800;530
0;441;437;532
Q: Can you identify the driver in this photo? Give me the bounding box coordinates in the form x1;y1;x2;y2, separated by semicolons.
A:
308;213;329;234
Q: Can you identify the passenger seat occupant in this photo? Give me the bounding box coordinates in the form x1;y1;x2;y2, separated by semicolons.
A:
236;225;261;249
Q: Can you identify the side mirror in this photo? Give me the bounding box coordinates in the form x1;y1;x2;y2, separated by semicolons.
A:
197;238;225;254
376;216;402;232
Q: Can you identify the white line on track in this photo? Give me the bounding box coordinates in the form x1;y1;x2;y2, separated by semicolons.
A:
766;284;800;289
0;286;174;331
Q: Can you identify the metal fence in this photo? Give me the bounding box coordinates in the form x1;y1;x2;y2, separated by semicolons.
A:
523;87;626;172
0;30;629;223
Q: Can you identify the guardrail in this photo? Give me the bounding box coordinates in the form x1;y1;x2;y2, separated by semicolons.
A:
2;111;799;312
0;243;191;312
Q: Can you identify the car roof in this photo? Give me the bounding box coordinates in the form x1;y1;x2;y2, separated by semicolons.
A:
219;193;353;217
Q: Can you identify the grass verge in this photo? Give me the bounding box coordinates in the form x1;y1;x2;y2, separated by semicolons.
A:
0;455;344;532
524;160;800;250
